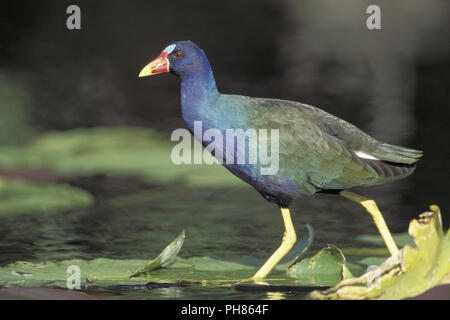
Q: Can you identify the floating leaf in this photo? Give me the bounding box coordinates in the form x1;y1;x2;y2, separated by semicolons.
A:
310;205;450;300
0;231;185;287
130;230;185;277
0;226;314;288
288;245;353;286
0;258;149;288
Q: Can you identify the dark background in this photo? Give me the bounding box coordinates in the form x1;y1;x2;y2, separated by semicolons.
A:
1;1;449;227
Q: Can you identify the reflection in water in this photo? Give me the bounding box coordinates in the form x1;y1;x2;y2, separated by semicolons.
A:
265;291;287;300
157;287;184;299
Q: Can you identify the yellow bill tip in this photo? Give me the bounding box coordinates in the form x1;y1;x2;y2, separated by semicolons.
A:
138;65;153;78
138;53;170;78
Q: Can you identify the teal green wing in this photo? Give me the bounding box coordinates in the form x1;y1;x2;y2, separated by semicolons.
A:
244;97;420;194
295;102;423;165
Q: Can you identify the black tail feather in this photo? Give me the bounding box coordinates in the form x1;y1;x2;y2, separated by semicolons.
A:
363;158;416;180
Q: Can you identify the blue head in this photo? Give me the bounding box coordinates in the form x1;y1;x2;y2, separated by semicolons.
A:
139;41;219;125
139;41;215;83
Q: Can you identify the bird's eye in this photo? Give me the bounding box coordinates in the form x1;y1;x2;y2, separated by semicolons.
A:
174;51;183;59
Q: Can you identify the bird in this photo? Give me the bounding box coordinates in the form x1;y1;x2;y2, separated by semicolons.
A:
138;41;423;280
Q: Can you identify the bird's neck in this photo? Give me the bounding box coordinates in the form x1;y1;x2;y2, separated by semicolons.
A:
180;64;219;130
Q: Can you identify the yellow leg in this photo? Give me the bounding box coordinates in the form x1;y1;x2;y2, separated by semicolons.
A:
340;190;399;256
251;207;297;279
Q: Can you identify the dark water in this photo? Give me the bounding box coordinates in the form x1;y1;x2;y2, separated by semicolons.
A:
0;1;449;299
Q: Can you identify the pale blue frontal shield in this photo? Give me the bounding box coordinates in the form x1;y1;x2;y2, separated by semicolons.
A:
163;44;176;54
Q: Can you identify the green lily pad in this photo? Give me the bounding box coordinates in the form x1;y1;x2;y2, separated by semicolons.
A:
4;218;424;292
0;256;257;289
0;178;93;216
130;230;185;277
0;258;154;288
0;231;187;288
0;228;256;288
288;245;353;286
0;225;317;288
310;205;450;300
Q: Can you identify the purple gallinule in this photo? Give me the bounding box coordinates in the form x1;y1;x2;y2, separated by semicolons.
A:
139;41;422;279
